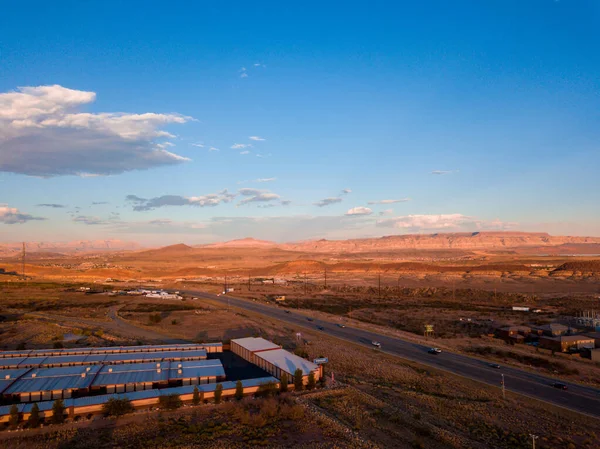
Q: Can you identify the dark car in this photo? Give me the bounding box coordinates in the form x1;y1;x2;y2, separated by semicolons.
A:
284;310;290;314
489;363;501;369
552;382;568;390
428;348;442;354
317;325;324;330
337;323;346;328
307;317;314;322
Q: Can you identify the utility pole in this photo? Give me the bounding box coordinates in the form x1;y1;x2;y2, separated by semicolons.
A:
22;242;26;280
529;434;538;449
501;374;505;400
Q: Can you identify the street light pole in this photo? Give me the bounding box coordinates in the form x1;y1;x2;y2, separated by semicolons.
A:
529;434;538;449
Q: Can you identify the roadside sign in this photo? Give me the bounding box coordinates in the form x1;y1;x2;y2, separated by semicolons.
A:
313;357;328;364
424;324;434;332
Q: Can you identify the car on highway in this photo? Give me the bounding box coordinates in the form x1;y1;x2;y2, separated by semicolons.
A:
428;348;442;354
307;317;314;322
371;341;381;348
317;325;324;330
284;310;290;314
337;323;346;328
552;382;568;390
489;363;501;369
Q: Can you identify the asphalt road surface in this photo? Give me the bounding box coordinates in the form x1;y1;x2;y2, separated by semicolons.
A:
186;289;600;418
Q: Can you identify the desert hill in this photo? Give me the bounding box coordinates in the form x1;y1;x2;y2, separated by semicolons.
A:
202;238;277;248
0;240;141;257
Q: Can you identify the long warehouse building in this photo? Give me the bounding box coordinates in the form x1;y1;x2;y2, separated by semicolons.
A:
0;343;222;359
231;337;321;385
0;349;208;370
2;360;226;402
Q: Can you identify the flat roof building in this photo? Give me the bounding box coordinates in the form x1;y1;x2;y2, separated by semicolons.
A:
230;337;281;365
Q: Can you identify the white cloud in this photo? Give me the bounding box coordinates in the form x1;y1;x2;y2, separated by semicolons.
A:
314;197;343;207
126;190;236;211
256;178;276;183
341;188;352;195
36;203;66;208
240;151;250;155
367;198;411;205
0;205;46;224
0;85;192;177
240;73;248;79
376;213;516;231
345;207;373;216
238;188;281;206
231;143;252;149
379;209;394;216
249;136;265;141
209;147;220;152
431;170;457;175
190;142;204;148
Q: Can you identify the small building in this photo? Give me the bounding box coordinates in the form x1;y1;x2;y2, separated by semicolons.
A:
230;337;282;365
274;295;286;302
539;335;596;353
591;349;600;362
531;323;570;337
253;349;321;385
496;326;531;343
584;332;600;348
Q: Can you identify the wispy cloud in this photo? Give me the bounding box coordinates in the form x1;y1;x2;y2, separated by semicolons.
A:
36;203;66;208
240;72;248;79
0;205;46;224
231;143;252;149
376;213;517;231
314;197;343;207
379;209;394;216
249;136;265;141
431;170;458;175
209;147;220;152
126;190;236;211
237;188;281;206
345;206;373;216
256;177;276;183
190;143;205;148
256;153;271;158
91;201;109;205
367;198;411;205
240;150;250;155
341;188;352;195
0;84;191;177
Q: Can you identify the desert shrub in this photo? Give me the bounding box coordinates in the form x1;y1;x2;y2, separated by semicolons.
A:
148;313;162;324
16;342;26;350
9;404;19;428
255;381;278;398
51;399;66;424
102;397;134;417
260;398;278;418
214;384;223;404
171;319;178;325
294;369;304;391
192;386;201;405
28;403;40;428
235;380;244;401
280;373;288;392
53;341;64;349
159;394;182;410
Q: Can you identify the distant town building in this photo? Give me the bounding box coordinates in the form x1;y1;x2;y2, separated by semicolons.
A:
538;335;595;353
531;323;570;337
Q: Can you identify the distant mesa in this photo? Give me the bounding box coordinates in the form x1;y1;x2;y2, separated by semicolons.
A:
204;238;277;248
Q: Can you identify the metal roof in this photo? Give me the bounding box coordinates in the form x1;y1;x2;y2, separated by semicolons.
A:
5;366;101;394
92;362;170;387
167;360;225;380
0;358;25;369
0;350;32;359
231;337;281;353
0;369;30;394
254;349;319;376
40;355;88;366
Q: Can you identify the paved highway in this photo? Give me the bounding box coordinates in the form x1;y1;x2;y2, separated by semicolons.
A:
186;289;600;418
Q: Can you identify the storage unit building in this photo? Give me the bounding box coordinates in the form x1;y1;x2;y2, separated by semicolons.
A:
230;337;281;364
254;349;321;385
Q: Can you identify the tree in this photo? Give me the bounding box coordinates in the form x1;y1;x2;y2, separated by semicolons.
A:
9;404;19;429
102;397;134;417
307;372;316;391
280;372;288;393
28;403;40;428
158;394;182;410
192;386;200;405
234;380;244;401
51;399;66;424
214;383;223;404
294;369;304;391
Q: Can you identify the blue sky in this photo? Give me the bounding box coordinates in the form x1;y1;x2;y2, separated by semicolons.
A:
0;0;599;244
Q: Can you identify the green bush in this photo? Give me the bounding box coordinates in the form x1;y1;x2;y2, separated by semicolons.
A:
51;399;66;424
159;394;182;410
235;380;244;401
280;373;288;392
192;386;201;405
294;369;304;391
214;384;223;404
9;404;19;428
306;372;316;391
28;403;40;428
102;397;135;417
